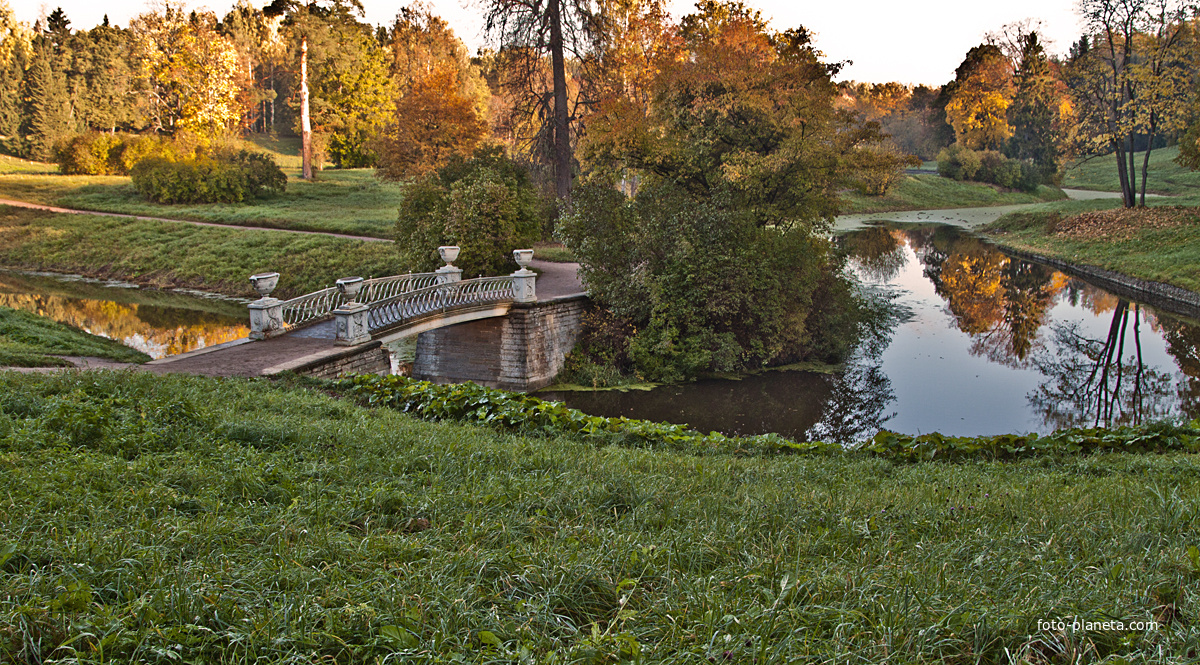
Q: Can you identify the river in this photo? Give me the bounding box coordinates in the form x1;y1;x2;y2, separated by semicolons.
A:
541;218;1200;441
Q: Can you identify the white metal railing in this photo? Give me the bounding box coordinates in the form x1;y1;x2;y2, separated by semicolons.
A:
368;276;515;331
279;272;440;328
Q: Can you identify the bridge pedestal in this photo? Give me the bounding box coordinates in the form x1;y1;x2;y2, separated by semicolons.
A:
334;302;371;346
248;298;285;340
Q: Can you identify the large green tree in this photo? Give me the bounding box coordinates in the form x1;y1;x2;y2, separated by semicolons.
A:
277;1;391;168
0;1;31;153
564;1;885;381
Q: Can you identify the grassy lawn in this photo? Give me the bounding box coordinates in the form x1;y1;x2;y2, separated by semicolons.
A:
1;370;1197;662
0;206;406;299
0;155;57;175
1064;145;1200;195
841;173;1066;214
0;306;150;367
0;169;405;238
982;195;1200;293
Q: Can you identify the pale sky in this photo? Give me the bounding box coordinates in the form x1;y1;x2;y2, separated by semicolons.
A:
15;0;1087;85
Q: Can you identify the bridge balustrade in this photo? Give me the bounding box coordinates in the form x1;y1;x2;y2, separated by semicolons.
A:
368;276;516;330
279;272;441;329
247;246;538;343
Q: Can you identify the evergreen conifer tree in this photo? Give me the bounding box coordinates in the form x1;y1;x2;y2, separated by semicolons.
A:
21;35;74;160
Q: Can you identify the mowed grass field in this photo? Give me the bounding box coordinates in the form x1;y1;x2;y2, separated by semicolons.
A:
1;370;1198;663
841;174;1067;214
0;135;402;237
1063;145;1200;196
0;168;404;238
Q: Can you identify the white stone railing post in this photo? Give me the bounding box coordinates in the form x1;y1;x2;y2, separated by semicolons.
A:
333;276;371;346
511;249;536;303
435;245;463;285
248;272;285;340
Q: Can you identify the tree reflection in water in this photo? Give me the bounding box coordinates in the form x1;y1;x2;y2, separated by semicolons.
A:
842;226;907;283
906;226;1063;366
1030;302;1179;429
805;284;905;442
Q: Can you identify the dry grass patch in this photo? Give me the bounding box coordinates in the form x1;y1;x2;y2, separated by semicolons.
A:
1051;206;1197;240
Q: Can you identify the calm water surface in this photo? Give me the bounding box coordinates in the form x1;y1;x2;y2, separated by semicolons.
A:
541;225;1200;441
0;270;249;359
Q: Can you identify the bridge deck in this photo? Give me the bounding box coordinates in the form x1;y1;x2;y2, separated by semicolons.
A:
142;261;584;378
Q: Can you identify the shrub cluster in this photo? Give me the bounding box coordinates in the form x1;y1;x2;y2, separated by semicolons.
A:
937;144;1043;192
54;133;180;176
130;150;286;204
558;181;864;383
395;146;546;276
336;373;1200;461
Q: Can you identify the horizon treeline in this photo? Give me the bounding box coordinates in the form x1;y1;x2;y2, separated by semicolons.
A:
1;0;1198;202
840;7;1200;202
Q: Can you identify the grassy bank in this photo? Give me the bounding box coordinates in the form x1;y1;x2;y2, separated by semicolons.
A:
841;173;1066;214
1;370;1198;663
0;306;150;366
1064;145;1200;195
983;196;1200;293
0;206;405;299
0;169;404;238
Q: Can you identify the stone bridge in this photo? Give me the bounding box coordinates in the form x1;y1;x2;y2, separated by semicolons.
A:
148;246;588;391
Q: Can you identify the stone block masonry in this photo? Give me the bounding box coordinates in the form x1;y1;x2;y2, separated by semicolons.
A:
295;341;391;380
413;294;588;392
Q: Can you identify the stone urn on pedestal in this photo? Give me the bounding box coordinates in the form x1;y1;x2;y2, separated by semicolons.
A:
511;249;536;303
333;276;370;345
435;245;463;284
247;272;284;340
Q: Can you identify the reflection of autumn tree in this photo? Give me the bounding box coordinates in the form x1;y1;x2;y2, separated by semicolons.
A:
1030;302;1179;429
908;227;1063;362
937;250;1007;334
842;227;907;283
805;361;895;443
1000;261;1059;360
0;294;247;358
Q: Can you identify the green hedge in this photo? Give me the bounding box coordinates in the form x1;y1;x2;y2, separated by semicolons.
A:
335;374;1200;460
131;150;286;204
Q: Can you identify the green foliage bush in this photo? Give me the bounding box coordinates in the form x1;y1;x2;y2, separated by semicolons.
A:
395;146;544;276
130;149;286;204
558;180;863;383
54;133;124;175
54;133;186;176
338;373;1200;461
938;144;1042;192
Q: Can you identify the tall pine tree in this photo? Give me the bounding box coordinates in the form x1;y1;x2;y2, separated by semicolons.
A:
1006;33;1062;181
22;33;74;160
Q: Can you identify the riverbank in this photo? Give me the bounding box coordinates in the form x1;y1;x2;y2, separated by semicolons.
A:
2;369;1197;662
0;205;402;299
0;305;149;367
981;197;1200;295
840;173;1066;214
